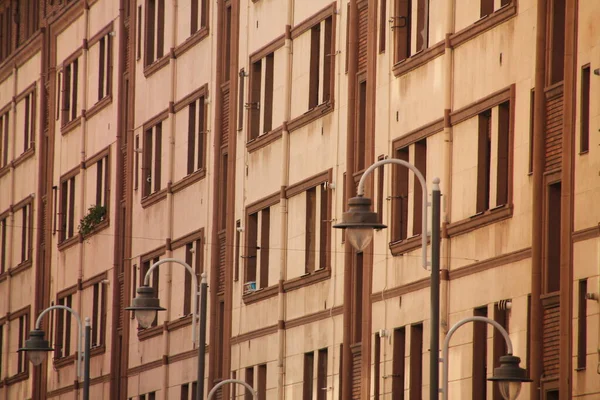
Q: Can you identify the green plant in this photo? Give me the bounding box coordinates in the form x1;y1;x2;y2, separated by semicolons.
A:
78;204;107;236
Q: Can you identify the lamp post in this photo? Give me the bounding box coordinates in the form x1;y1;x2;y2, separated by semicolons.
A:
333;158;441;400
125;258;208;400
207;378;257;400
18;306;91;400
441;316;531;400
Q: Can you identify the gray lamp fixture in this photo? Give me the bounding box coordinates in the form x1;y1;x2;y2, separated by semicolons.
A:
488;355;532;400
125;285;166;328
333;196;386;252
18;329;53;366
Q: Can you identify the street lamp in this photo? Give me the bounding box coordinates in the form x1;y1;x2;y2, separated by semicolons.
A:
333;158;441;400
207;379;257;400
126;258;208;400
441;316;531;400
18;306;92;400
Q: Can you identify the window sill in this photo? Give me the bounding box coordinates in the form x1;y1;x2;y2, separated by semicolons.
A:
141;188;168;208
13;147;35;168
138;324;164;341
53;353;77;369
85;95;112;121
446;204;513;237
449;3;517;49
8;259;33;277
61;116;82;135
5;371;28;385
81;218;110;240
89;345;106;357
242;284;278;305
171;169;207;194
143;55;170;78
287;101;334;133
58;234;81;251
0;165;9;178
166;314;193;332
392;40;445;77
389;234;430;257
174;27;209;58
283;268;331;292
247;126;283;153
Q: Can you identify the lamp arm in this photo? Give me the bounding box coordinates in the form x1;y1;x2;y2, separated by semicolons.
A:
441;316;513;400
142;258;200;345
356;158;431;270
207;379;257;400
35;305;85;379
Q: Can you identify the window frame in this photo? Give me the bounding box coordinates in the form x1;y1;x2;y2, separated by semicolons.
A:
58;166;80;245
15;83;36;155
60;52;81;129
54;286;76;361
82;272;109;351
13;196;34;266
170;228;205;317
144;0;166;67
142;112;168;199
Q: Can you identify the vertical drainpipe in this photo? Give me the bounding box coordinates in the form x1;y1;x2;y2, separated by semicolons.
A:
342;1;358;400
361;0;378;398
277;0;294;391
440;0;455;340
530;0;548;397
559;0;577;395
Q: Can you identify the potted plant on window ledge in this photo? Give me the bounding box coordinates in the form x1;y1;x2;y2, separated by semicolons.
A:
78;204;107;238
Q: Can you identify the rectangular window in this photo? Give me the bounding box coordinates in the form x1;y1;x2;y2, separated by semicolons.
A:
379;0;387;53
393;0;411;63
496;101;510;207
392;327;405;399
476;110;492;213
248;53;275;140
95;155;109;209
303;352;314;400
148;392;156;400
235;219;241;281
91;282;107;347
472;306;488;400
191;382;198;400
305;183;329;273
412;139;427;235
0;324;3;378
62;58;79;126
183;238;202;316
137;5;142;60
55;294;73;358
141;257;160;327
60;175;77;242
548;0;565;85
0;3;12;62
249;58;262;140
16;203;32;263
546;181;561;293
481;0;494;17
317;349;327;400
355;79;367;171
181;383;189;400
245;366;254;400
98;35;111;101
259;208;270;289
577;279;587;370
493;303;509;400
22;91;34;153
187;96;206;174
143;122;163;197
190;0;208;35
245;206;272;289
376;157;385;224
0;216;6;274
308;17;333;109
409;323;422;400
580;65;590;153
415;0;429;52
257;364;267;400
222;3;232;81
529;89;535;174
145;0;165;66
374;334;381;399
0;110;8;167
17;314;28;373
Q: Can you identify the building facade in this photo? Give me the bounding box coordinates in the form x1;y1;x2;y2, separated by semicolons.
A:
0;0;598;399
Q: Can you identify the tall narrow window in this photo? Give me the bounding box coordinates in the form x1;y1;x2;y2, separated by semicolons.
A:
392;327;406;399
303;183;331;272
548;0;566;85
181;383;189;400
374;334;381;399
413;139;427;235
305;187;317;273
0;3;12;63
235;219;241;281
91;282;106;347
248;53;275;140
476;110;492;213
546;182;561;293
246;212;258;285
191;381;198;399
393;0;411;63
263;53;274;133
245;366;255;400
141;257;160;327
143;122;163;197
577;279;587;370
60;175;77;242
493;303;509;400
317;349;328;400
223;4;232;81
249;58;262;140
355;79;367;171
95;155;109;208
98;35;111;101
480;0;494;17
259;208;270;289
17;314;28;373
0;111;8;167
23;92;34;152
416;0;429;52
62;58;79;126
190;0;208;35
529;89;535;174
308;17;334;108
409;323;422;400
137;6;142;60
309;24;321;109
257;364;267;400
0;324;3;378
56;294;73;358
145;0;165;66
303;352;314;400
497;101;510;207
379;0;387;53
392;147;409;242
580;65;590;153
0;216;6;274
187;96;206;174
183;237;202;315
472;306;488;400
17;204;31;263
